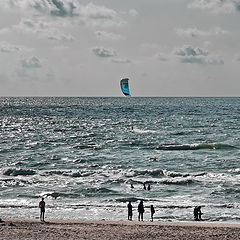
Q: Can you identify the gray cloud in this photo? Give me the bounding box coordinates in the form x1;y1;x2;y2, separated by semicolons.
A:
111;58;131;64
156;53;169;61
128;9;139;17
20;56;42;68
176;27;228;37
0;73;9;82
49;0;77;17
235;55;240;62
0;41;21;53
95;31;122;40
174;45;224;65
189;0;240;14
175;46;208;57
1;0;78;16
92;47;117;58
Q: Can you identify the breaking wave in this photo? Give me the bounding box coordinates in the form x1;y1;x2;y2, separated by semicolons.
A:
3;168;36;176
156;143;236;151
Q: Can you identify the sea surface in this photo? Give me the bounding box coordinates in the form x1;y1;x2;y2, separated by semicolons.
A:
0;97;239;222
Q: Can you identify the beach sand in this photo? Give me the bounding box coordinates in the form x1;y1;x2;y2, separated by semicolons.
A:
0;219;240;240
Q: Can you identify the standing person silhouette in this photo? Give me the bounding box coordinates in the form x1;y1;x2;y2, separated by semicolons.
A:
150;205;155;221
127;201;133;221
39;198;46;222
193;206;203;221
138;200;144;221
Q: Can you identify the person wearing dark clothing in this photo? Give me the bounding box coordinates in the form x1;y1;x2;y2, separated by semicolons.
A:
194;206;203;221
143;183;146;190
127;201;133;221
150;205;155;222
138;200;144;221
147;184;151;191
39;198;46;222
130;184;134;189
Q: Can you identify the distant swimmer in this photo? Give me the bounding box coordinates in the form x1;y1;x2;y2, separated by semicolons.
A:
143;183;146;190
147;184;151;191
130;184;134;189
127;201;133;221
39;198;46;222
150;157;157;161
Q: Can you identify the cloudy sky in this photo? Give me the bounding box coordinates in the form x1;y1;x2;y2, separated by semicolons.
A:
0;0;240;97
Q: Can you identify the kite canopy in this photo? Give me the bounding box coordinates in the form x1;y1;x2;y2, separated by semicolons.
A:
120;78;131;96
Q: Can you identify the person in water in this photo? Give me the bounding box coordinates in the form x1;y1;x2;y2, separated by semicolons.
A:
130;184;134;189
39;198;46;222
193;206;203;221
150;205;155;222
143;183;146;190
147;184;151;191
138;200;144;221
127;201;133;221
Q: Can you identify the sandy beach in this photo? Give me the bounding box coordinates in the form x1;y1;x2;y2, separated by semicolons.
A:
0;219;240;240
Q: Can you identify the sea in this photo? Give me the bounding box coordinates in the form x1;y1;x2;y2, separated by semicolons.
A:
0;97;239;223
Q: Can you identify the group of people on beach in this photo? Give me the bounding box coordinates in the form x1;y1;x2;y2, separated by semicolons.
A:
38;189;202;222
127;200;203;222
127;200;155;222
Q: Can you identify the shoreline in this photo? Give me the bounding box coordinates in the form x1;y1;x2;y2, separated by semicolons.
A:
1;218;240;240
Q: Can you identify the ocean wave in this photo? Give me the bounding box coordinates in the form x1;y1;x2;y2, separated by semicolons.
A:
133;128;157;134
73;144;102;150
156;143;236;151
115;197;143;203
3;168;36;176
163;170;190;178
159;178;194;185
228;168;240;173
82;187;119;197
133;169;164;177
0;178;31;187
43;170;94;178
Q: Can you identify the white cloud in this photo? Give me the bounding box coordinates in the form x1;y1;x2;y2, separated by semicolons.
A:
4;18;74;42
176;27;228;37
79;3;125;27
174;45;224;65
0;1;125;27
189;0;240;14
20;56;42;68
92;47;117;58
95;31;122;40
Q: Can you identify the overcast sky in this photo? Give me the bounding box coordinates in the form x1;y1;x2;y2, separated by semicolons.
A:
0;0;240;97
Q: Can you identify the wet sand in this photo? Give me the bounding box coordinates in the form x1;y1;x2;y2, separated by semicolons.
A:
0;219;240;240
